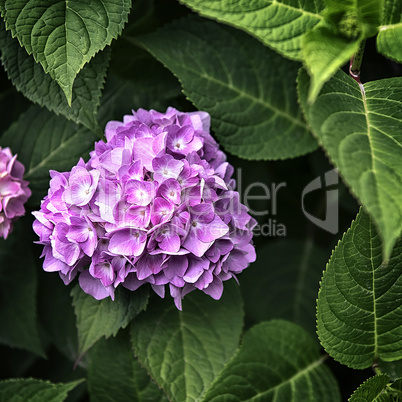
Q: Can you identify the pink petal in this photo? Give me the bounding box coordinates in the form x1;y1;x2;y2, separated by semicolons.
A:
202;277;224;300
108;229;147;257
182;229;213;257
197;215;229;242
79;270;115;300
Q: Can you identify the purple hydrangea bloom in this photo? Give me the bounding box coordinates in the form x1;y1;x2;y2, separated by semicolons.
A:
33;108;256;309
0;147;31;239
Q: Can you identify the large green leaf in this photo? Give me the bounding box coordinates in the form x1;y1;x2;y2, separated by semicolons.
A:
349;374;389;401
71;285;148;358
317;208;402;369
389;379;402;395
302;27;361;103
0;378;84;402
298;68;402;259
302;0;383;103
349;374;402;401
37;273;79;363
1;0;131;103
0;218;44;357
377;0;402;63
203;320;340;401
0;105;99;206
88;330;168;402
380;360;402;381
241;239;328;338
131;281;243;402
98;44;183;126
0;20;109;132
324;0;383;38
138;16;317;160
179;0;324;61
0;72;30;135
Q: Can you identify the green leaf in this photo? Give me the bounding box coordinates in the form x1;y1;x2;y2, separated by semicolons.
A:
98;44;183;125
0;378;84;402
377;25;402;64
0;20;109;132
324;0;383;38
302;0;384;103
88;330;168;402
0;105;99;206
317;208;402;369
349;374;390;401
37;273;79;362
298;68;402;259
138;16;317;160
380;360;402;381
1;0;131;103
377;0;402;63
0;218;44;357
131;281;243;402
389;379;402;394
349;374;402;401
302;26;361;103
0;70;30;135
241;239;329;338
203;320;341;401
71;285;148;358
179;0;324;61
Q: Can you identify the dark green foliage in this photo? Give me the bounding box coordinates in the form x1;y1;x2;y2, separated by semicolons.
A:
1;0;402;400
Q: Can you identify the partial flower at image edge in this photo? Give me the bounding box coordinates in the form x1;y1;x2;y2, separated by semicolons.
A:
0;147;31;239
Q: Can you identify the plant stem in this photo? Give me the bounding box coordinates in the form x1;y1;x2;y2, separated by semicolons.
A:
350;40;366;84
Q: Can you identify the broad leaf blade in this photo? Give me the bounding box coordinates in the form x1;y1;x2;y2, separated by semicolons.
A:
302;26;361;103
98;44;183;125
349;374;397;402
324;0;383;38
298;68;402;259
179;0;324;61
389;379;402;395
317;208;402;369
1;0;131;102
377;0;402;63
0;105;99;206
0;378;84;402
0;21;109;132
241;239;328;338
380;360;402;381
302;0;383;102
203;320;341;401
377;25;402;63
131;281;243;402
138;16;317;160
37;274;79;363
88;330;168;402
71;285;148;357
0;218;44;357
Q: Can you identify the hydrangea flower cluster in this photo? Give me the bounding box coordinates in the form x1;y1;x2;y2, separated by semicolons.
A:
33;108;256;309
0;147;31;239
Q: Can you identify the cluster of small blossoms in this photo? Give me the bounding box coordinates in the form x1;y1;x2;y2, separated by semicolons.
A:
0;147;31;239
33;108;256;309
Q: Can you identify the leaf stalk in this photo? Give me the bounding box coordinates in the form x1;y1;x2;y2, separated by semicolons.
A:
350;40;366;84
